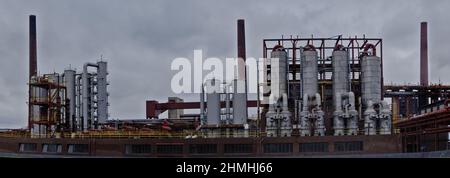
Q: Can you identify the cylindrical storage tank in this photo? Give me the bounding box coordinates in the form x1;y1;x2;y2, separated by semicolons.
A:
301;46;318;96
332;48;350;105
361;55;382;106
270;46;288;100
206;79;221;125
64;69;76;130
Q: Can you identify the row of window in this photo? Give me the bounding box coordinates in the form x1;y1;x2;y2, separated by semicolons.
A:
19;143;88;154
19;142;364;154
266;142;363;153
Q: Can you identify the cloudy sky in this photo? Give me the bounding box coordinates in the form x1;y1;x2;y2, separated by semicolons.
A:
0;0;449;128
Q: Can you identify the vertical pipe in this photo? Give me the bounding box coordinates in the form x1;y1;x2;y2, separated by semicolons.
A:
200;84;205;125
76;75;82;131
420;22;428;86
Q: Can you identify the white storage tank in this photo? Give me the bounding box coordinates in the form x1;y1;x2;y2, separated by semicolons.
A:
269;45;288;101
332;47;350;103
361;55;382;107
301;45;318;97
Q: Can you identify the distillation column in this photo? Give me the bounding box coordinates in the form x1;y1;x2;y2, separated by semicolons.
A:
97;61;109;124
81;61;109;130
299;45;324;136
265;46;291;137
361;44;391;135
332;46;358;135
64;69;76;131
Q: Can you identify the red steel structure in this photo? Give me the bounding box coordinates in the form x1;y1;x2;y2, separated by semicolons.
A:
396;100;450;152
146;100;258;119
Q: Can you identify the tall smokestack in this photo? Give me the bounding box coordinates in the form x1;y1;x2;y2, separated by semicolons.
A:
237;19;246;81
28;15;37;131
29;15;37;79
232;19;248;125
420;22;428;86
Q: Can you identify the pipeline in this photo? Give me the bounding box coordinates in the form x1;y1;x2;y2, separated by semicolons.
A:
363;43;376;56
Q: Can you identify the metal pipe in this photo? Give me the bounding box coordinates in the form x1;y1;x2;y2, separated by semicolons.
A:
200;84;205;124
76;75;82;131
363;43;376;56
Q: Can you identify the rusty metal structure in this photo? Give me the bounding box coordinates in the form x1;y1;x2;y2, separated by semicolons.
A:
29;73;67;137
396;100;450;152
28;15;68;137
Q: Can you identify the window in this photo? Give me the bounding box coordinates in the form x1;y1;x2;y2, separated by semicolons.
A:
299;142;329;152
68;144;89;154
334;141;363;152
224;144;253;153
264;143;293;153
189;144;217;154
126;144;152;154
19;143;37;152
156;144;183;154
42;144;62;153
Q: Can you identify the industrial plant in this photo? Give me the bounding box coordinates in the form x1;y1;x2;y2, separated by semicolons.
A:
0;15;449;157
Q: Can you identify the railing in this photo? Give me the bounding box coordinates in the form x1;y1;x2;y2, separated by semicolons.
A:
0;129;400;139
0;130;261;139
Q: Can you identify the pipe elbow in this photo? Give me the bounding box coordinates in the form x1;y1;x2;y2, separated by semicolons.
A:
83;62;99;72
363;43;376;56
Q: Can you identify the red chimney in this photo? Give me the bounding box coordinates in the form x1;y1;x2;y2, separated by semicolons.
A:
29;15;37;79
420;22;428;86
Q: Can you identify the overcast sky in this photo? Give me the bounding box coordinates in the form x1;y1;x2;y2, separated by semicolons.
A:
0;0;449;128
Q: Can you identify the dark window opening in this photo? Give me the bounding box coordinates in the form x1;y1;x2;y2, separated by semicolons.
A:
224;144;253;153
19;143;37;152
299;142;329;152
42;144;62;153
334;141;363;152
189;144;217;154
264;143;293;153
126;144;152;154
156;144;183;154
68;144;89;153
